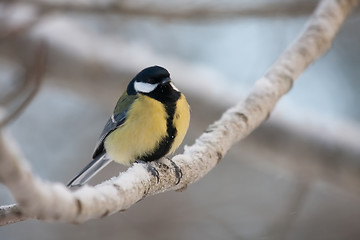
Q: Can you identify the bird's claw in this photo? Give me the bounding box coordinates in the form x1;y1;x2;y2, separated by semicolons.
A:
147;164;160;183
135;160;159;183
167;158;182;185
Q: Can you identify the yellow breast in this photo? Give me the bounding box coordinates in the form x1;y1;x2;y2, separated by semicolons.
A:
104;95;168;165
104;93;190;165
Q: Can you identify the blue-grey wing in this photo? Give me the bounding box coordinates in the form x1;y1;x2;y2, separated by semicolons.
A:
92;92;137;159
92;111;127;159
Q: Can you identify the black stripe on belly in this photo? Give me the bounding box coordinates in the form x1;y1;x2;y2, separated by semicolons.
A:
139;101;177;162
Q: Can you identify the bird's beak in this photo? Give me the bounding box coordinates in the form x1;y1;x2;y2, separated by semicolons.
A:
161;77;171;85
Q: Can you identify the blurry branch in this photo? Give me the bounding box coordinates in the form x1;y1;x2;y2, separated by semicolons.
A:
0;0;358;226
0;2;38;40
0;204;27;225
17;0;319;19
0;18;43;41
0;42;47;127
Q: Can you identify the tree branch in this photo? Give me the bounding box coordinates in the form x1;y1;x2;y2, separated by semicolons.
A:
0;0;358;226
0;204;28;225
16;0;319;19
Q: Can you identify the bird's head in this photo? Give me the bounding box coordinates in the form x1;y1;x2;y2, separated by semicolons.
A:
127;66;179;98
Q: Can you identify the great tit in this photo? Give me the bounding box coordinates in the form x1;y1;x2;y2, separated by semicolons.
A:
67;66;190;187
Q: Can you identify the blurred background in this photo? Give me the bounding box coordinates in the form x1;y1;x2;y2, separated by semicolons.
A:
1;0;360;239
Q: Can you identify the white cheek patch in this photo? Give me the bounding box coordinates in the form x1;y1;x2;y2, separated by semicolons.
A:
134;81;158;93
170;82;180;92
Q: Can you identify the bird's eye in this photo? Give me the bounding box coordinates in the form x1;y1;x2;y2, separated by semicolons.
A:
148;78;156;84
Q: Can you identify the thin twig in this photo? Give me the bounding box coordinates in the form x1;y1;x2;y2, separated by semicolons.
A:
0;41;47;127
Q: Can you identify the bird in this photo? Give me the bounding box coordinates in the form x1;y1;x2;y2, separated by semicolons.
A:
67;66;190;187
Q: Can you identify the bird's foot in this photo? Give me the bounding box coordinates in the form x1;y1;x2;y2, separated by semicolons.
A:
166;157;182;185
135;160;159;183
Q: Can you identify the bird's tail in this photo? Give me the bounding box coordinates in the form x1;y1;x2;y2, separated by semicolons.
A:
67;153;112;187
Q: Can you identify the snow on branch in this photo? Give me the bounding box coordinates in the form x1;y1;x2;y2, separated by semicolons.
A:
0;0;358;226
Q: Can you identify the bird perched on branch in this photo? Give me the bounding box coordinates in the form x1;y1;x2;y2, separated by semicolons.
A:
67;66;190;187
